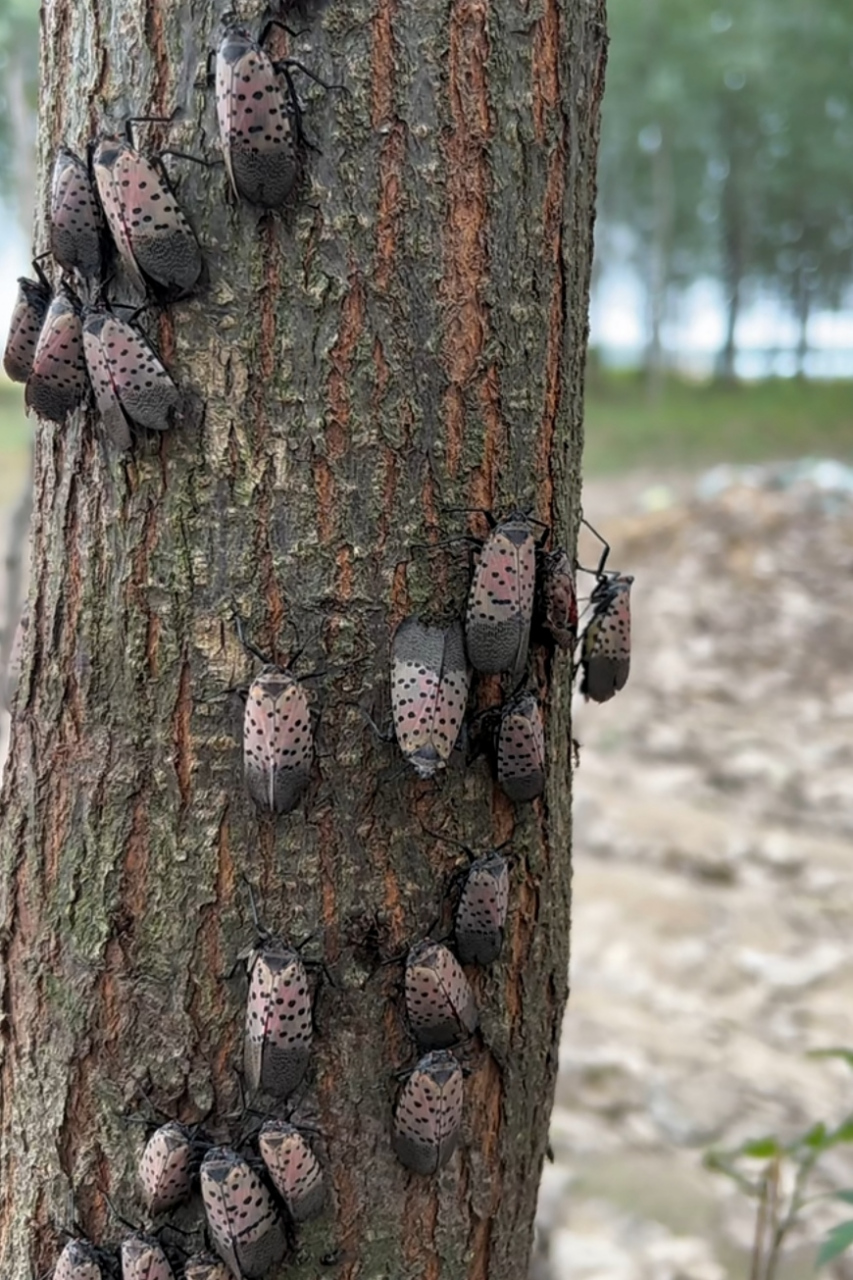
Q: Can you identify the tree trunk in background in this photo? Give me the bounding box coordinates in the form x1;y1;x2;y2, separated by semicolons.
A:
0;0;605;1276
644;131;673;401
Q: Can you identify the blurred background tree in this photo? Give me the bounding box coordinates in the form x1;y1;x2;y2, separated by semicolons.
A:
0;0;39;232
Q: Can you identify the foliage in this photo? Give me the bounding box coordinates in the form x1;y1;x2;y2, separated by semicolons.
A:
583;368;853;474
704;1050;853;1278
0;0;39;197
599;0;853;364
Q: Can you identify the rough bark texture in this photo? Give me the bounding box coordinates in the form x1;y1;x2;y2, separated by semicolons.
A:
0;0;606;1276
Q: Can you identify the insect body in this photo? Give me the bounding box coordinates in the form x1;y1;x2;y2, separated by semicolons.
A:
244;937;313;1098
580;573;633;703
4;270;50;384
138;1120;198;1215
201;1147;288;1280
53;1240;105;1280
215;26;301;208
183;1256;232;1280
50;147;105;281
258;1120;326;1222
405;941;478;1050
392;1049;464;1175
537;546;577;650
25;288;88;423
243;664;313;814
465;510;542;679
92;131;203;298
82;308;180;450
121;1235;175;1280
390;616;469;779
455;852;510;966
496;691;545;803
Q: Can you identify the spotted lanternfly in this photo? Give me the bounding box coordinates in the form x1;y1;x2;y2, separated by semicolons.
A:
390;616;470;779
215;26;302;208
92;130;203;298
465;510;544;679
496;691;545;803
50;147;105;281
201;1146;288;1280
53;1239;105;1280
183;1256;232;1280
537;546;577;650
455;852;510;966
3;267;50;384
121;1235;175;1280
580;573;633;703
245;936;313;1098
25;288;88;424
82;308;180;450
138;1120;197;1215
405;941;478;1050
258;1120;326;1223
392;1049;463;1175
244;664;313;814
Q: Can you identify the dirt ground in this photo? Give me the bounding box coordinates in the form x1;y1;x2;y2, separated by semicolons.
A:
536;465;853;1279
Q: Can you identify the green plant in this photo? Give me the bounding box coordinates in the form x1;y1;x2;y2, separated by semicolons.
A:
704;1050;853;1277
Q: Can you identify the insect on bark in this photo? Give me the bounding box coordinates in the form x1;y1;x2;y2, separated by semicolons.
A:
496;690;545;804
465;509;547;680
138;1120;200;1216
240;618;315;815
580;572;634;703
92;125;203;298
215;25;304;208
121;1235;176;1280
50;147;105;281
390;615;470;779
455;851;511;967
392;1049;464;1175
201;1146;289;1280
537;546;578;651
25;286;88;424
81;307;181;451
53;1239;108;1280
183;1257;232;1280
244;935;314;1100
404;940;478;1050
3;263;50;384
258;1120;326;1222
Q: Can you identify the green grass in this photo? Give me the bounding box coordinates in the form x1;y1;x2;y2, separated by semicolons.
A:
584;369;853;475
0;382;31;504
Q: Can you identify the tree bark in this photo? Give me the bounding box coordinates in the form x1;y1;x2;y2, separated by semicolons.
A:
0;0;606;1277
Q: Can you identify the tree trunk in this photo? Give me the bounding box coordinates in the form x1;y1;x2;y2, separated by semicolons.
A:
0;1;606;1277
645;129;673;400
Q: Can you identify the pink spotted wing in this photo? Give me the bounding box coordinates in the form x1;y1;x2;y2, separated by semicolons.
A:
538;546;578;650
455;852;510;966
496;691;545;804
243;666;313;814
82;310;179;445
466;511;537;677
392;1049;464;1175
215;27;299;208
92;135;202;297
258;1120;326;1222
50;147;104;280
120;1235;175;1280
201;1147;288;1280
581;574;634;703
244;940;313;1097
138;1121;194;1215
391;616;469;779
25;290;88;424
53;1240;103;1280
405;941;478;1050
4;275;50;384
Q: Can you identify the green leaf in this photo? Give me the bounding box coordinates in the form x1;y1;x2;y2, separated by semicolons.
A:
827;1120;853;1146
816;1220;853;1268
809;1049;853;1071
800;1123;829;1150
834;1191;853;1206
740;1138;783;1159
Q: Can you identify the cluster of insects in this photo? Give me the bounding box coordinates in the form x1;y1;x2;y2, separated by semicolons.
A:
3;20;331;449
6;7;636;1277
